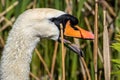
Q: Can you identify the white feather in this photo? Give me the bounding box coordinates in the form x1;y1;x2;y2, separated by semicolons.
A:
0;8;65;80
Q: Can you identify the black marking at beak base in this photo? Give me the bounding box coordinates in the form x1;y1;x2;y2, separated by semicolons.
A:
49;14;79;33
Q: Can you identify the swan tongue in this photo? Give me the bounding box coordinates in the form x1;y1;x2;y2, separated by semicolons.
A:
58;38;84;57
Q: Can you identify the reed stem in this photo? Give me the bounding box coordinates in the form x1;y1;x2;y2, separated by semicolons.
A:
60;23;65;80
94;0;98;80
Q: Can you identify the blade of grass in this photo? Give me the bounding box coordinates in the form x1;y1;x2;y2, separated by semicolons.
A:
35;48;52;80
0;1;18;17
65;0;79;79
74;38;87;80
60;23;65;80
103;6;111;80
51;41;58;79
81;57;91;80
30;72;40;80
84;2;95;15
94;0;98;80
99;0;116;17
0;36;5;47
0;17;15;32
77;0;85;18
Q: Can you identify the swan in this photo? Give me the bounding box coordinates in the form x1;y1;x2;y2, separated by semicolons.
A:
0;8;94;80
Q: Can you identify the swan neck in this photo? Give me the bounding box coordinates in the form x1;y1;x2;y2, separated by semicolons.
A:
0;31;39;80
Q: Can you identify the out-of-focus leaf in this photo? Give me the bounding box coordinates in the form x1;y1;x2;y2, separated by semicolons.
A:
111;71;120;75
111;43;120;52
111;59;120;75
111;59;120;69
111;33;120;52
111;59;120;64
116;12;120;29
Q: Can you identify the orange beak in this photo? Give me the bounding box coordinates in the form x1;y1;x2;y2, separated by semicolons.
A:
64;21;94;39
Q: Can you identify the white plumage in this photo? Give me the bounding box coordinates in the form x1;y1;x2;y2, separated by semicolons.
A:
0;8;94;80
0;8;65;80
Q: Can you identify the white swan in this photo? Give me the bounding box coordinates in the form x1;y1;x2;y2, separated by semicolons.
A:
0;8;94;80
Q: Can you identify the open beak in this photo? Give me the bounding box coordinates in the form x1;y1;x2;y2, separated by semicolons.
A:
62;39;84;56
59;21;94;56
64;21;94;39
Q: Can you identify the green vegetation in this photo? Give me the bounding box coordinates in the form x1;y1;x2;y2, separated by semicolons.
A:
0;0;120;80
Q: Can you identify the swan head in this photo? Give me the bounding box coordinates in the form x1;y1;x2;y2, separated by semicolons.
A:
49;14;94;41
11;8;94;55
13;9;94;41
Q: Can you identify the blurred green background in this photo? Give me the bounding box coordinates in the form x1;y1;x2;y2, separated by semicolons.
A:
0;0;120;80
